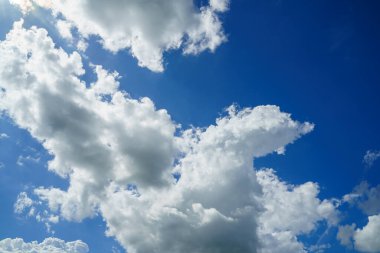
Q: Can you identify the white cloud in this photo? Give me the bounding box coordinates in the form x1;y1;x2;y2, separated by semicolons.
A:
0;133;9;139
76;38;88;52
14;191;60;233
343;181;380;216
10;0;230;72
339;182;380;252
0;237;88;253
16;155;40;166
363;150;380;168
1;19;177;220
56;19;73;41
257;169;339;253
354;214;380;253
339;215;380;253
308;243;331;253
337;224;356;249
89;64;120;96
14;192;33;214
210;0;230;12
0;21;339;253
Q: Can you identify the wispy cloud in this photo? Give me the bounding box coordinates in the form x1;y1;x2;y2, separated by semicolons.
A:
363;150;380;168
0;133;9;139
16;155;40;166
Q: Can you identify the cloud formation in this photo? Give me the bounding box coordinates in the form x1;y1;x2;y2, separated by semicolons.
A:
10;0;230;72
354;215;380;253
257;169;339;253
344;181;380;216
338;215;380;253
363;150;380;168
0;238;88;253
339;182;380;252
0;133;9;139
0;20;340;253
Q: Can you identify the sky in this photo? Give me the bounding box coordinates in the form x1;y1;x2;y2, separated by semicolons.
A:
0;0;380;253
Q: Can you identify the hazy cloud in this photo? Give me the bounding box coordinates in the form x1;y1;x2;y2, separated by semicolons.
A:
363;150;380;168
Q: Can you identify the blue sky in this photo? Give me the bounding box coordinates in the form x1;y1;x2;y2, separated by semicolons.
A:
0;0;380;253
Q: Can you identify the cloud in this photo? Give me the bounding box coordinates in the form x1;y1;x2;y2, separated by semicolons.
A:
339;181;380;252
308;244;331;253
14;192;33;214
55;19;73;41
0;237;88;253
343;181;380;216
354;214;380;253
0;20;340;253
363;150;380;168
0;133;9;139
337;224;356;249
257;169;339;253
10;0;230;72
338;215;380;253
14;191;59;233
16;155;40;166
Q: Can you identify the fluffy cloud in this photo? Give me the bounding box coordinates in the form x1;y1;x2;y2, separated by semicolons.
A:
0;238;88;253
14;192;33;214
355;215;380;253
0;21;339;253
257;169;339;253
338;215;380;253
1;19;177;220
363;150;380;168
10;0;229;72
339;182;380;252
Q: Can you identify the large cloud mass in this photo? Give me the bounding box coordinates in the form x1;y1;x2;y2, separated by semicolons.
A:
10;0;230;72
0;21;339;253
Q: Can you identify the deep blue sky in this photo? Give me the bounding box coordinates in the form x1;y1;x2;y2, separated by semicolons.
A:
1;0;380;252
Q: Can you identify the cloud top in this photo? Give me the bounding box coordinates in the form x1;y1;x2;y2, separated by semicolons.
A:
0;238;88;253
10;0;230;72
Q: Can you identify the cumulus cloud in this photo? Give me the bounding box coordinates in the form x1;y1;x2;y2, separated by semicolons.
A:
338;215;380;253
257;169;339;253
10;0;230;72
1;19;177;218
363;150;380;168
0;20;340;253
0;237;88;253
354;214;380;253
